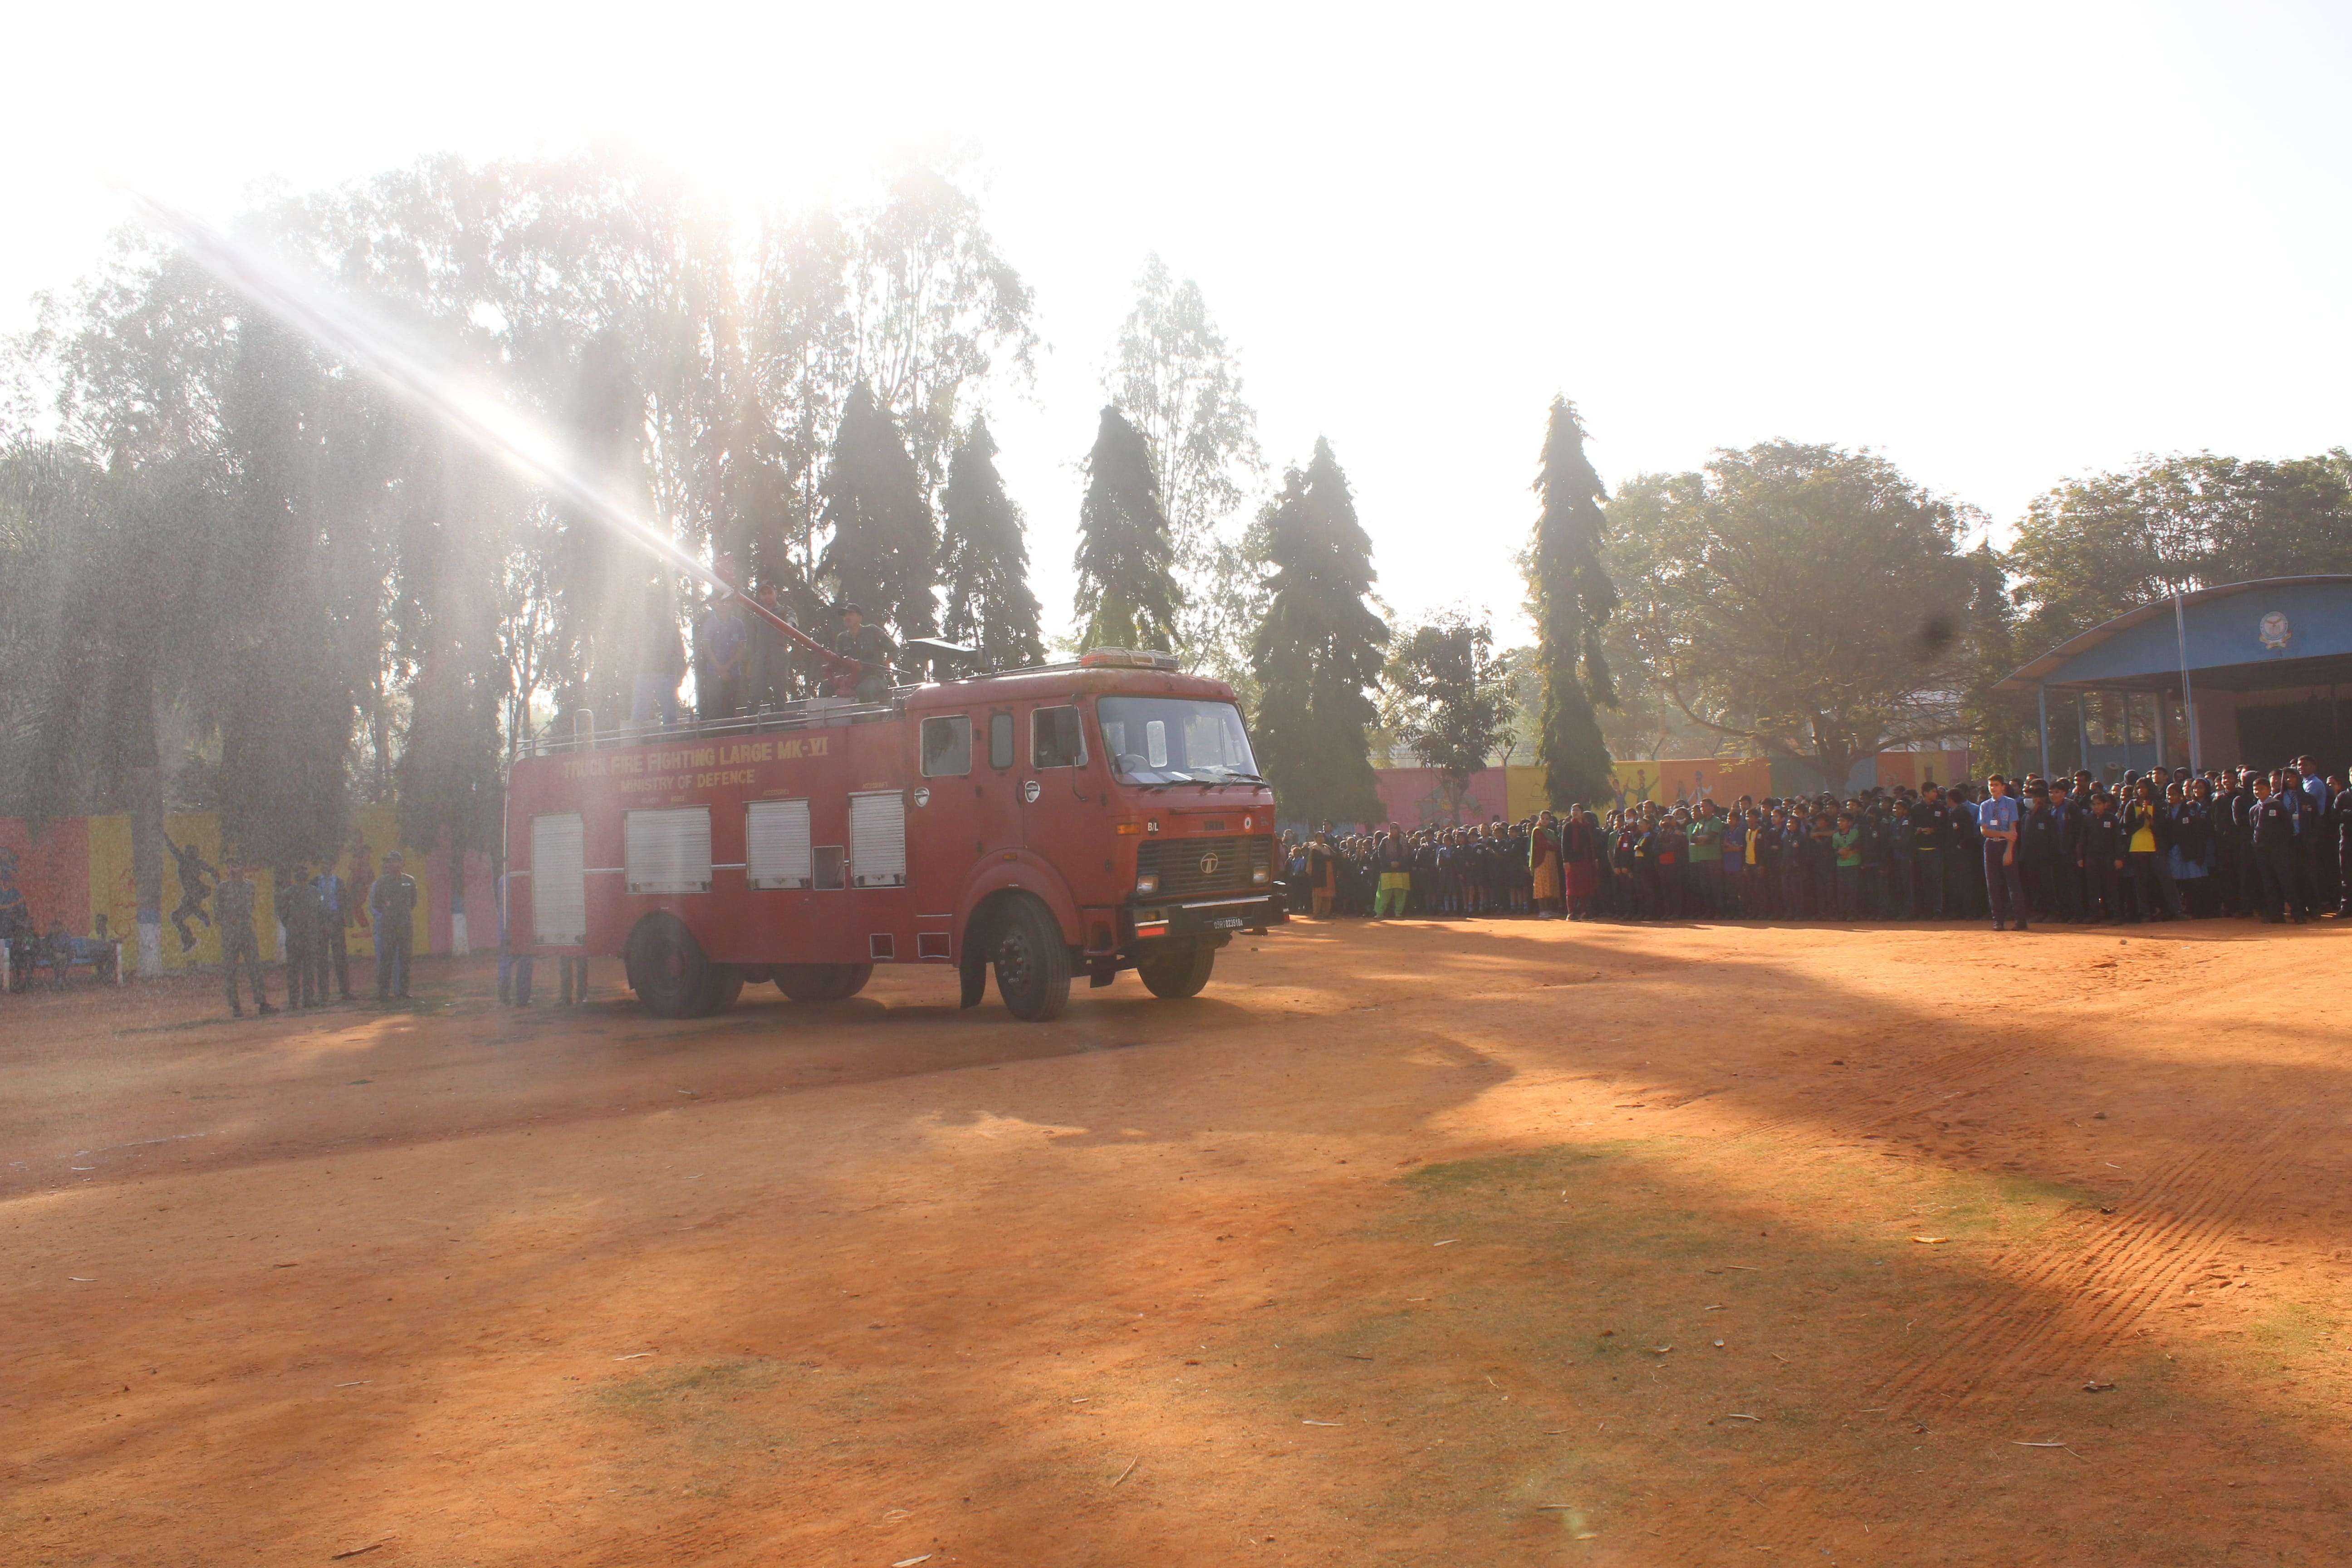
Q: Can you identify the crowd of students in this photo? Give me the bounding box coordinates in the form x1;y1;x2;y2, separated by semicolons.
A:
1281;755;2352;930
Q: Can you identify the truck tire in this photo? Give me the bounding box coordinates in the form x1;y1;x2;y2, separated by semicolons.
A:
775;963;872;1002
992;894;1072;1022
698;965;745;1015
626;913;710;1019
1135;940;1215;999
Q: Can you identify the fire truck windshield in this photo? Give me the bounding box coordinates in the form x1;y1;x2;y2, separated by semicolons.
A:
1097;696;1263;786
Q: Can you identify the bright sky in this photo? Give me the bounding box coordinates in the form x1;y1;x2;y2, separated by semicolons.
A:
6;1;2349;642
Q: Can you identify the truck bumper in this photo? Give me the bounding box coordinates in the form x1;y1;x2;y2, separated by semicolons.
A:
1126;893;1282;944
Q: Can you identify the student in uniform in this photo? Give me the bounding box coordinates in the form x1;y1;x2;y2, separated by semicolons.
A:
2080;792;2124;923
1610;813;1642;920
1373;826;1412;919
2330;776;2352;919
2121;780;2180;921
1949;787;1986;919
2167;781;2214;918
1772;809;1806;918
1686;801;1724;918
1650;808;1687;920
2046;779;2087;922
1802;809;1836;916
2249;777;2305;924
1831;811;1864;919
2019;781;2067;924
1720;807;1749;918
1908;786;1950;918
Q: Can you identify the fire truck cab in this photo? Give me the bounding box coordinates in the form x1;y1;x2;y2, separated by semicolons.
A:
504;651;1282;1021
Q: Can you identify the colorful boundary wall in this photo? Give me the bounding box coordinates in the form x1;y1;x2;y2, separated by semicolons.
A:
1365;751;1969;830
0;804;492;972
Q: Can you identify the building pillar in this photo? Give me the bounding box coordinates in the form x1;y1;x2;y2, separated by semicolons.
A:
2194;688;2241;770
2037;685;2052;781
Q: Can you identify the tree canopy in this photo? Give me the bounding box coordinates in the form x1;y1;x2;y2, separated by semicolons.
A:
1527;397;1620;809
1106;256;1264;690
2007;450;2352;653
816;381;936;639
1607;441;1984;791
1383;611;1512;825
938;416;1044;671
1073;407;1181;653
1249;439;1387;827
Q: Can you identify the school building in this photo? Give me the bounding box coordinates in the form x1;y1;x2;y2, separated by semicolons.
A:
1997;576;2352;779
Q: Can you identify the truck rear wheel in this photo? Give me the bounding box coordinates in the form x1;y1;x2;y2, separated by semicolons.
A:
626;914;710;1019
992;895;1072;1022
774;964;872;1002
1135;940;1215;1000
699;965;745;1015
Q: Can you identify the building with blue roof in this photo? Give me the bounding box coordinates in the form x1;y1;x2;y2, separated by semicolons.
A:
1996;576;2352;779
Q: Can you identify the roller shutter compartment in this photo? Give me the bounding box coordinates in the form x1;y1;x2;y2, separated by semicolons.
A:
531;813;587;945
848;791;908;888
625;807;714;895
745;799;813;889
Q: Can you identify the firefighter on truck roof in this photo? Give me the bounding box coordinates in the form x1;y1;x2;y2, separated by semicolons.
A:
833;602;897;703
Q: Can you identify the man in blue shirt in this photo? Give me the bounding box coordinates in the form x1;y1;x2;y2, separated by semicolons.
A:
1978;774;2026;931
312;863;353;1001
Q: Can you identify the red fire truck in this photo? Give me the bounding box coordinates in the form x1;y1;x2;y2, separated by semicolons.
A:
504;650;1282;1021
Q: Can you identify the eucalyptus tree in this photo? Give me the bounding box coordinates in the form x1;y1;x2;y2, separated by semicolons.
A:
1106;255;1264;684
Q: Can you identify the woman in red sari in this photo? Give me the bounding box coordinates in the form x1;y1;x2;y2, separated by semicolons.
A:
1562;805;1602;921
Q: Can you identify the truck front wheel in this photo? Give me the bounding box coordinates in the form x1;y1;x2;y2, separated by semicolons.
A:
1135;940;1215;999
992;895;1073;1022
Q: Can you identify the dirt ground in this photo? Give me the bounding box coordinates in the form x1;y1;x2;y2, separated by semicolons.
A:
4;914;2349;1568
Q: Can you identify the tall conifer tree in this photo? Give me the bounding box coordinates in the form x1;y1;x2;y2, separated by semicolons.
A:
1529;396;1620;808
816;381;936;638
1073;407;1179;652
938;417;1044;670
1249;439;1387;826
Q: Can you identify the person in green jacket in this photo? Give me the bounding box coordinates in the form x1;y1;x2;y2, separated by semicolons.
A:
1832;812;1865;920
1686;800;1725;918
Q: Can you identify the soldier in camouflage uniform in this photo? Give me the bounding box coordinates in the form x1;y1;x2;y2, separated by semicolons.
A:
216;860;275;1018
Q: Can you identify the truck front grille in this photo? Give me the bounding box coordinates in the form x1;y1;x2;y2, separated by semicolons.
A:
1138;836;1269;899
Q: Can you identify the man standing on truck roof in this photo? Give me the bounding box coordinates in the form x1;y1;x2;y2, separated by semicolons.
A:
833;602;896;703
696;554;750;720
745;575;793;710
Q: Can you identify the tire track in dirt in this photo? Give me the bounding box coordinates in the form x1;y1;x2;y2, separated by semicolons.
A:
1744;1100;2307;1560
1872;1107;2306;1415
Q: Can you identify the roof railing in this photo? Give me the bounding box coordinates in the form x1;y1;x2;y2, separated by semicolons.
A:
521;692;910;757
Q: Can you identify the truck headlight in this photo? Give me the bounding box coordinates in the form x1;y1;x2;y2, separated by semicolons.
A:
1251;866;1269;884
1136;873;1159;895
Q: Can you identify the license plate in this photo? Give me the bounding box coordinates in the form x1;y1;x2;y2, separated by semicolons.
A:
1207;916;1245;931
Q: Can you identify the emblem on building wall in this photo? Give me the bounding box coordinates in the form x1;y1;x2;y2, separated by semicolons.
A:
2258;610;2291;651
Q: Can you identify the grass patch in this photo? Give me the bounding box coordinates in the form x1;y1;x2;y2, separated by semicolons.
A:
590;1356;786;1427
